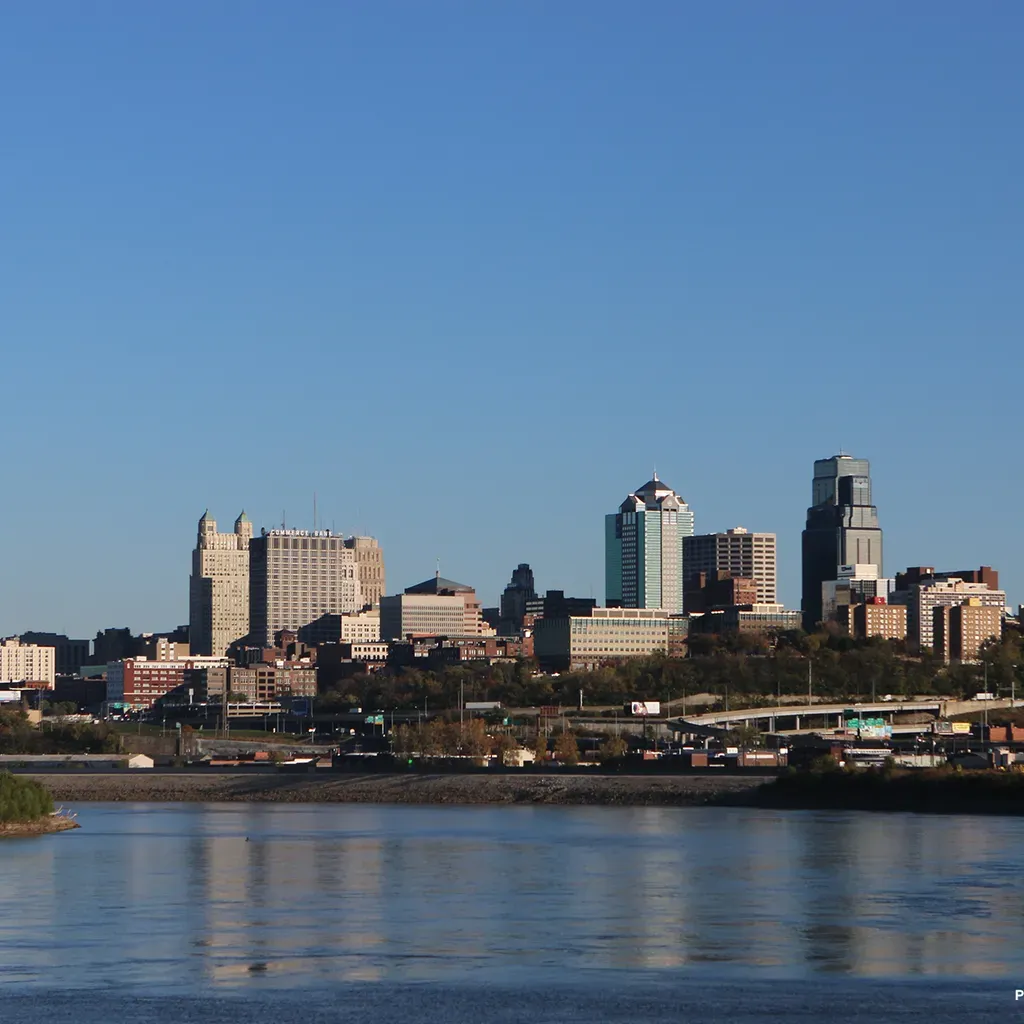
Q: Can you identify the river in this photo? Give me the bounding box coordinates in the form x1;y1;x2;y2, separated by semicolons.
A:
1;802;1021;1022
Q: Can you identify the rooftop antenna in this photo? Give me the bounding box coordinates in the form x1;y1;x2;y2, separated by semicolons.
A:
313;491;318;532
436;557;440;580
281;510;286;529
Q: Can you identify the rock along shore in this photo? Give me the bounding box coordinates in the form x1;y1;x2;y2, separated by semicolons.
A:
0;815;80;838
28;771;767;807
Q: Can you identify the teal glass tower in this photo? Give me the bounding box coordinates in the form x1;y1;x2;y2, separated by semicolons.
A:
605;474;694;614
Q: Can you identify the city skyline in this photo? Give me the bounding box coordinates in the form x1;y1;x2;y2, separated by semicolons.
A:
0;451;1017;641
2;7;1021;636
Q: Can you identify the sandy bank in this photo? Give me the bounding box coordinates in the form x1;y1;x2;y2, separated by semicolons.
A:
29;772;767;807
0;815;80;838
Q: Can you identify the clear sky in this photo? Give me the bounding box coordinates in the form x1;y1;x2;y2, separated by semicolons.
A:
2;2;1022;638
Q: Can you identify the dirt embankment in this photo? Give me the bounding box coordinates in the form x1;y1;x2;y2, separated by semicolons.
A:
29;771;767;807
0;815;80;838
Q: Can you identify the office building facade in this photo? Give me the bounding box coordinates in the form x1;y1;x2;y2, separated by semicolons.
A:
380;574;492;640
249;529;383;645
0;638;56;687
606;474;694;615
683;528;777;607
801;455;883;629
189;510;252;657
534;607;672;672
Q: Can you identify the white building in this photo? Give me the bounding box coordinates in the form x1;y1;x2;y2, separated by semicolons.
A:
0;637;56;687
249;528;384;646
339;607;381;643
189;510;252;656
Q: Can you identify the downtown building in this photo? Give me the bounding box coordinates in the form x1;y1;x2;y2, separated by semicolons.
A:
533;607;678;673
189;510;252;657
683;528;777;608
380;573;493;640
248;528;385;646
605;474;694;615
106;655;230;710
801;454;883;630
895;574;1005;653
0;637;56;688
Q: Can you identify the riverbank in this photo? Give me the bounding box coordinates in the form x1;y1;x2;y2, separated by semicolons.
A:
0;814;80;838
28;771;766;806
744;767;1024;815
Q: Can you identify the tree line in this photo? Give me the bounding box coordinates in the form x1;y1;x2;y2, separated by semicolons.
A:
316;630;1024;713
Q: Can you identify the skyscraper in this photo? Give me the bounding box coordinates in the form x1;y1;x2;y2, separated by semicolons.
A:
499;563;537;634
801;455;883;630
605;474;694;614
189;510;252;657
248;528;384;646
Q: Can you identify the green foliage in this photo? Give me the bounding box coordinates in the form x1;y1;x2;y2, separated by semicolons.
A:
313;630;1024;716
596;735;628;763
552;729;579;765
0;772;54;823
0;709;122;755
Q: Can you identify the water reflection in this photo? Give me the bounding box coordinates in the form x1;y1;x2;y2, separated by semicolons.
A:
0;803;1022;991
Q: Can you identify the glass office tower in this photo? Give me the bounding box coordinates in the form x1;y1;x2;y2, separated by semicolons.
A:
605;474;694;615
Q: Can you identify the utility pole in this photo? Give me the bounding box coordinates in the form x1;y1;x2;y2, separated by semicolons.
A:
460;681;464;733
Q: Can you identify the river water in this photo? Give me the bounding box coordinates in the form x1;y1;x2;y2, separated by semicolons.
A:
1;802;1022;1022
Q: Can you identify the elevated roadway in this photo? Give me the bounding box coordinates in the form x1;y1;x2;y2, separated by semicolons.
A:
671;698;1017;736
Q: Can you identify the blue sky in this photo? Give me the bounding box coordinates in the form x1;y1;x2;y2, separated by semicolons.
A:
2;2;1022;637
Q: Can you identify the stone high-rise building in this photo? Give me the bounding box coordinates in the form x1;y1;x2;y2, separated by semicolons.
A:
606;474;694;615
189;510;252;657
249;529;384;646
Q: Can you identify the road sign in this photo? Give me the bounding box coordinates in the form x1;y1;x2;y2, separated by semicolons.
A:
539;705;558;717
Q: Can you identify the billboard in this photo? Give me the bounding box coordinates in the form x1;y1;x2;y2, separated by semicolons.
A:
846;717;892;739
932;721;954;735
951;722;971;735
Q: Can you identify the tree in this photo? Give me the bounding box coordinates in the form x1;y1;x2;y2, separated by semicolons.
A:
596;735;628;763
553;729;579;765
533;730;548;763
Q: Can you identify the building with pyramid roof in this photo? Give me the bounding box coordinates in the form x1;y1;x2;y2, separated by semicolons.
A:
605;473;694;615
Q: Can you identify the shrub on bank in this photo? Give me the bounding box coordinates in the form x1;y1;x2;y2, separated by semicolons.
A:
0;771;54;823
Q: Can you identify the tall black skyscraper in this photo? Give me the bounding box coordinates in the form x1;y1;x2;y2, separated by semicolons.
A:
801;454;883;630
499;563;537;634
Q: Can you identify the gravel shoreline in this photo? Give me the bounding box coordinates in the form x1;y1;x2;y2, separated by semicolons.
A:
28;772;768;807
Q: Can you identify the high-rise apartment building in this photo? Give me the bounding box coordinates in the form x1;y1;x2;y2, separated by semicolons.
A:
801;455;883;630
606;474;694;615
248;529;384;646
933;599;1002;663
900;577;1006;653
0;637;56;687
683;528;777;607
189;511;252;657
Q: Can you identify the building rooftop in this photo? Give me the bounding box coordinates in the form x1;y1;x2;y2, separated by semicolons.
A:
405;573;475;595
